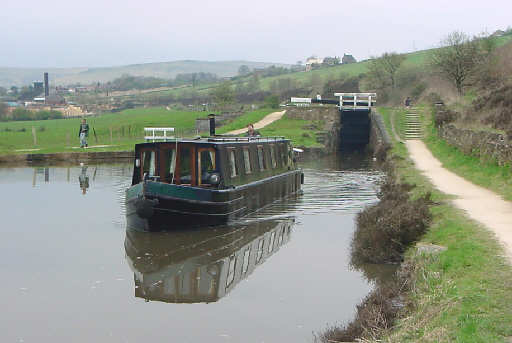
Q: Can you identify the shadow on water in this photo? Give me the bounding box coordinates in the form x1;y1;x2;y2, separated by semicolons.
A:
125;218;294;304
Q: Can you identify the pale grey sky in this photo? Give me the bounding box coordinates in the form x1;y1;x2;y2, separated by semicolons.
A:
1;0;510;68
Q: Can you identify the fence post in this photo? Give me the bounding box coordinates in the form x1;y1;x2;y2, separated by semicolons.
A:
109;127;113;144
32;126;37;146
93;127;98;143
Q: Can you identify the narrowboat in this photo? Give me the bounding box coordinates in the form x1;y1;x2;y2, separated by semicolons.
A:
125;218;294;303
125;135;303;230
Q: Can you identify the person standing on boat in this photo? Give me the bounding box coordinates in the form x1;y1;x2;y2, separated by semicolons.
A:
246;123;260;137
78;118;89;148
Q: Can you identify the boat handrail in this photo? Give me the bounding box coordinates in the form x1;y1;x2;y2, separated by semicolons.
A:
207;136;286;143
144;127;175;142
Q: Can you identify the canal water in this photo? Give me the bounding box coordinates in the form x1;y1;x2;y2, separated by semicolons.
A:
0;155;385;343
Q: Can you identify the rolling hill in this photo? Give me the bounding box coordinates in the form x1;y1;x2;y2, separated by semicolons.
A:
0;60;290;88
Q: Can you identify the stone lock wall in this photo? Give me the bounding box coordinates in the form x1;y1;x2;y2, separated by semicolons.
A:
370;111;392;159
439;124;512;166
285;106;341;153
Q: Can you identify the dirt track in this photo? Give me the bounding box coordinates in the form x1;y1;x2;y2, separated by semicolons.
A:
226;110;286;135
406;140;512;264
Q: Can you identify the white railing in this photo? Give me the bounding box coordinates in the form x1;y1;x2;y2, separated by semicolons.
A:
144;127;175;142
334;92;377;110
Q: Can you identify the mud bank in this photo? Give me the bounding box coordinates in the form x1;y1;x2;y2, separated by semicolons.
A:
0;150;134;166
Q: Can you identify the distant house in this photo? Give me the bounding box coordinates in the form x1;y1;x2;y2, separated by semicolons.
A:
45;94;66;106
491;30;506;37
342;54;357;64
323;56;340;66
5;101;20;114
305;56;323;71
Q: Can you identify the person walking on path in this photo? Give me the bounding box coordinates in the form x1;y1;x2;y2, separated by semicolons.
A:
404;96;412;108
78;118;89;148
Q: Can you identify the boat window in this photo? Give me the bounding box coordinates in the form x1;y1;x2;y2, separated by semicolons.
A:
179;147;192;184
280;143;287;167
242;248;251;274
268;231;276;253
257;146;266;171
256;238;264;263
164;149;176;182
142;150;156;176
226;254;236;287
198;149;216;185
243;148;251;174
270;145;277;168
228;149;238;177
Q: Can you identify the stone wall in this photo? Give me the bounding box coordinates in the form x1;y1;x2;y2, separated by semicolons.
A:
438;124;512;166
369;111;392;160
285;106;341;153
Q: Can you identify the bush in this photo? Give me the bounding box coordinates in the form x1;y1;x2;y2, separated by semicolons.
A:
411;82;427;99
263;95;279;109
434;108;458;127
351;178;432;264
317;276;406;342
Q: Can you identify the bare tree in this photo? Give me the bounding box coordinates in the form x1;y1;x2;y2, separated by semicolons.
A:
430;31;484;95
367;52;405;89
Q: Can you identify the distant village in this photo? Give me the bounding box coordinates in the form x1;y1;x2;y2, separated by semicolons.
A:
2;72;90;119
0;53;358;120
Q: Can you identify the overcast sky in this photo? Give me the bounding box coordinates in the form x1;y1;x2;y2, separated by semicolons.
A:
1;0;511;68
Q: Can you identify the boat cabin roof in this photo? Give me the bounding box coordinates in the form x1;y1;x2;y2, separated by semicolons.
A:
135;136;290;149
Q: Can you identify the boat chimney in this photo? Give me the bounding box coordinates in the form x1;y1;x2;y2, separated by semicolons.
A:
208;113;216;136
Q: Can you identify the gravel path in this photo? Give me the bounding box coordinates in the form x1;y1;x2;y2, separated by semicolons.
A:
226;110;286;135
406;140;512;264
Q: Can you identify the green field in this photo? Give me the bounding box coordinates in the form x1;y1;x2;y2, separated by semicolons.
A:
259;114;324;147
378;107;512;342
423;110;512;201
216;108;274;134
0;108;211;154
0;107;285;155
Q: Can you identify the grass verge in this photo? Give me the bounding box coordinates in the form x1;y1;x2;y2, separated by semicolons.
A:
377;107;512;342
259;114;324;147
0;107;211;155
423;109;512;201
215;108;274;134
0;108;279;155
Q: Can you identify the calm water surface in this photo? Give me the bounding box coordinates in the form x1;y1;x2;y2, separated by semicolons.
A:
0;156;384;343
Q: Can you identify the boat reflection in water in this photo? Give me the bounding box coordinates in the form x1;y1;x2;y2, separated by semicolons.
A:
125;218;294;303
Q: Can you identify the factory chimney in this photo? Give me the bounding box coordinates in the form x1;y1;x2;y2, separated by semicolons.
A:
44;72;49;97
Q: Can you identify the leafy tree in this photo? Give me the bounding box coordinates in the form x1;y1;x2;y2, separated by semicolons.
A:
212;81;234;107
238;65;251;76
0;102;7;121
18;86;42;101
367;52;405;89
264;95;280;109
247;74;260;92
430;31;493;94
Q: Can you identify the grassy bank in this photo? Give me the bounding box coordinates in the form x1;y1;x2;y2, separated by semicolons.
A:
377;107;512;342
422;110;512;202
259;114;324;147
0;107;210;154
0;108;278;155
215;108;274;134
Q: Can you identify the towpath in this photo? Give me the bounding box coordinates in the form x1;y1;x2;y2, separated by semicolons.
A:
406;140;512;264
226;110;286;135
